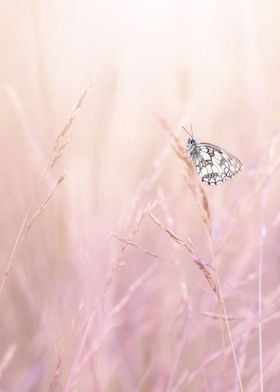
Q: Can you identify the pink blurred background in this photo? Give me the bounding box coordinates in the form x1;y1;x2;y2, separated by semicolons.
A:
0;1;280;391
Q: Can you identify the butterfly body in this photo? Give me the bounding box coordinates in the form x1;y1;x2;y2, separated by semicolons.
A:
186;136;243;185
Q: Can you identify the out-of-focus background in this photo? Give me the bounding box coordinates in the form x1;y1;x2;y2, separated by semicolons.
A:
0;1;280;391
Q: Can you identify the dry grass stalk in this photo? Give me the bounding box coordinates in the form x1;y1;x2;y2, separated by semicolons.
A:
49;81;95;168
201;312;247;321
109;231;162;260
64;234;160;389
0;81;95;298
215;132;280;255
122;145;171;233
79;263;158;371
63;200;160;389
49;303;85;392
106;199;163;287
23;172;66;239
157;116;211;234
157;117;245;391
148;212;219;297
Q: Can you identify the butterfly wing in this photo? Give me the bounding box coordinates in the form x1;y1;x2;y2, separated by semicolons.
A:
192;142;243;185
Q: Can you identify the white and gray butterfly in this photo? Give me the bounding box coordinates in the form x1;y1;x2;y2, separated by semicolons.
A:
183;126;243;185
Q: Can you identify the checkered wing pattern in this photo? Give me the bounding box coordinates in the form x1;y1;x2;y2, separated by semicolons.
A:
189;141;243;185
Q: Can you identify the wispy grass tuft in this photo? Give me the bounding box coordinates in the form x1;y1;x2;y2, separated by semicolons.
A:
0;81;95;298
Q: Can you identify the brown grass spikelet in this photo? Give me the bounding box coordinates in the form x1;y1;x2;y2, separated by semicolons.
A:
148;212;219;296
157;116;211;234
49;81;95;168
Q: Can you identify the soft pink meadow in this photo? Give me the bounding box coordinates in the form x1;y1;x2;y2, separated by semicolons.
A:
0;1;280;391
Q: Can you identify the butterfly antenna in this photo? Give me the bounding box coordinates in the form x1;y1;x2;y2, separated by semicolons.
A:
190;122;194;138
182;125;193;139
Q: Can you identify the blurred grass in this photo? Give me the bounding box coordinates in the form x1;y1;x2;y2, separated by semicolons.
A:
0;1;280;391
